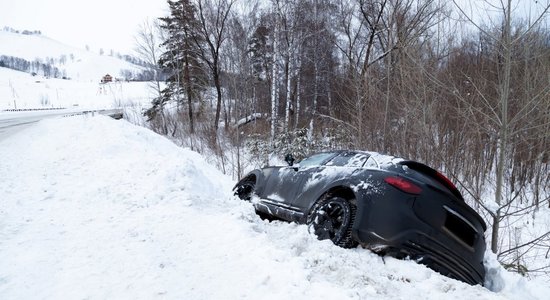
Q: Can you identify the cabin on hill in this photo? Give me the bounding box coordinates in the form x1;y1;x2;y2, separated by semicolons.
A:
101;74;112;83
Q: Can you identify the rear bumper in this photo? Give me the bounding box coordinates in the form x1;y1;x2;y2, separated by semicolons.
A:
393;231;484;285
352;190;486;285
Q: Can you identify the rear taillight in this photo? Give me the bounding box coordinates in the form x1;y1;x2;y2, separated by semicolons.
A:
435;171;458;192
384;176;422;195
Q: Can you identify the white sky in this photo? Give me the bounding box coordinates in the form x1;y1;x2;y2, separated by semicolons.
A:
0;0;547;55
453;0;549;22
0;0;168;54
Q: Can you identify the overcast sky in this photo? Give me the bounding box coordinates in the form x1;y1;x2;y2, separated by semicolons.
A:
0;0;546;55
0;0;167;54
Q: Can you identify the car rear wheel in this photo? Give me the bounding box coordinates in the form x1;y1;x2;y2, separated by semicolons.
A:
307;196;358;248
234;178;256;201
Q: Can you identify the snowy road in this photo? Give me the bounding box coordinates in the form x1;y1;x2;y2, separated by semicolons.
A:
0;108;122;140
1;115;548;300
0;109;70;140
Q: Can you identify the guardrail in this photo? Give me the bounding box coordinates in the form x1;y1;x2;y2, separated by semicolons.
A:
1;108;124;120
82;109;124;120
2;107;66;112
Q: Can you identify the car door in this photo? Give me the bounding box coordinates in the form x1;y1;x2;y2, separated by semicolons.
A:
291;151;369;211
262;166;304;203
261;152;338;212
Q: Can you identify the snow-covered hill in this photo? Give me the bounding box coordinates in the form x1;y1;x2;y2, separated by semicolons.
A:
0;115;547;299
0;67;154;110
0;29;145;82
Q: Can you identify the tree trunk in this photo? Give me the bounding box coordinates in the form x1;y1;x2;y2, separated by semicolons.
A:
492;0;513;254
284;51;293;132
295;61;301;129
184;55;194;134
270;8;280;145
213;64;222;134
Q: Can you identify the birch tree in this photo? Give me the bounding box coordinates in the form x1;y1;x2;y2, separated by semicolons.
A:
270;1;282;145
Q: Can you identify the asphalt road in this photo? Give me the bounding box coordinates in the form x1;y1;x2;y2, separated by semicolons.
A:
0;109;123;141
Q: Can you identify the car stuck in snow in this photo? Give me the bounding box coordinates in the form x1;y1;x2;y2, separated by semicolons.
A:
234;150;487;285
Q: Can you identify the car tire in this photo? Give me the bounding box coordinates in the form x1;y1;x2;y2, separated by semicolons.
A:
307;196;358;248
234;178;256;201
234;178;277;221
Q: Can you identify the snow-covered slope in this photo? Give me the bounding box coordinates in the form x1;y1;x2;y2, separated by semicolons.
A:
0;67;153;110
0;30;144;81
0;115;547;299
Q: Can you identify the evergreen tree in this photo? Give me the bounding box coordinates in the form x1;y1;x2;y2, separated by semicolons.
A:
154;0;208;134
248;23;271;82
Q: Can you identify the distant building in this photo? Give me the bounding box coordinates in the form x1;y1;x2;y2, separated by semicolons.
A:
101;74;112;83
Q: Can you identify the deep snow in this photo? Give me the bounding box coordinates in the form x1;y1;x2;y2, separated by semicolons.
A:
1;115;548;299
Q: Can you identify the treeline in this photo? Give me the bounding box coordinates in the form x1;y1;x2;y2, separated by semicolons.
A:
0;55;66;78
114;54;169;81
119;69;169;81
2;27;42;35
118;54;151;68
143;0;550;275
0;52;160;82
0;53;161;82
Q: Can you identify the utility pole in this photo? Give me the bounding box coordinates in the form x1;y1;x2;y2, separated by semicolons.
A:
9;80;17;109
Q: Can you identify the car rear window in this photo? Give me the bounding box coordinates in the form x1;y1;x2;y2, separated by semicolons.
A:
325;152;368;167
299;152;336;168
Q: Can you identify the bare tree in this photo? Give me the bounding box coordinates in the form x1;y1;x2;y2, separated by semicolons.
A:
193;0;236;135
135;18;163;99
452;0;550;255
332;0;443;149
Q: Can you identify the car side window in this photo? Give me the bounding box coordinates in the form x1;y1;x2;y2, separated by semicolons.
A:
325;152;368;167
298;153;336;168
364;156;379;168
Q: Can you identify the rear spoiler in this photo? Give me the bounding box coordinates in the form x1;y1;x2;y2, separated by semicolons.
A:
399;161;464;201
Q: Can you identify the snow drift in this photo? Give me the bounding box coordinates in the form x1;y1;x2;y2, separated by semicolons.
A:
0;115;547;299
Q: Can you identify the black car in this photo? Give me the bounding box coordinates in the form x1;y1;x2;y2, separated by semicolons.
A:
233;150;487;285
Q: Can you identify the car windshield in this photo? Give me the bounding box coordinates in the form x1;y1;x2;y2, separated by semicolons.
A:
298;152;336;168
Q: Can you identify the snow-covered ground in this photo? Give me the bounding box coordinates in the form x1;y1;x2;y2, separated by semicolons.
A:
0;29;157;113
0;67;153;110
0;29;145;82
1;115;548;299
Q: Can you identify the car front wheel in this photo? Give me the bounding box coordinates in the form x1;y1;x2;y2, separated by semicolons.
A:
307;196;358;248
234;178;256;201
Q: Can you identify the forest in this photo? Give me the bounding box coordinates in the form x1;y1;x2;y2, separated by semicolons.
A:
136;0;550;279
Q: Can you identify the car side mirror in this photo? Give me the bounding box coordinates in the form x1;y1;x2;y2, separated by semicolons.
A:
284;153;295;166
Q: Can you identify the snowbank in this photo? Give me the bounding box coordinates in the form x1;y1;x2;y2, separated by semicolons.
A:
0;115;547;299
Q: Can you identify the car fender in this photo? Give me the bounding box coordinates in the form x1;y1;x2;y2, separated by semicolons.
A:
236;168;285;198
301;173;374;212
234;169;264;193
